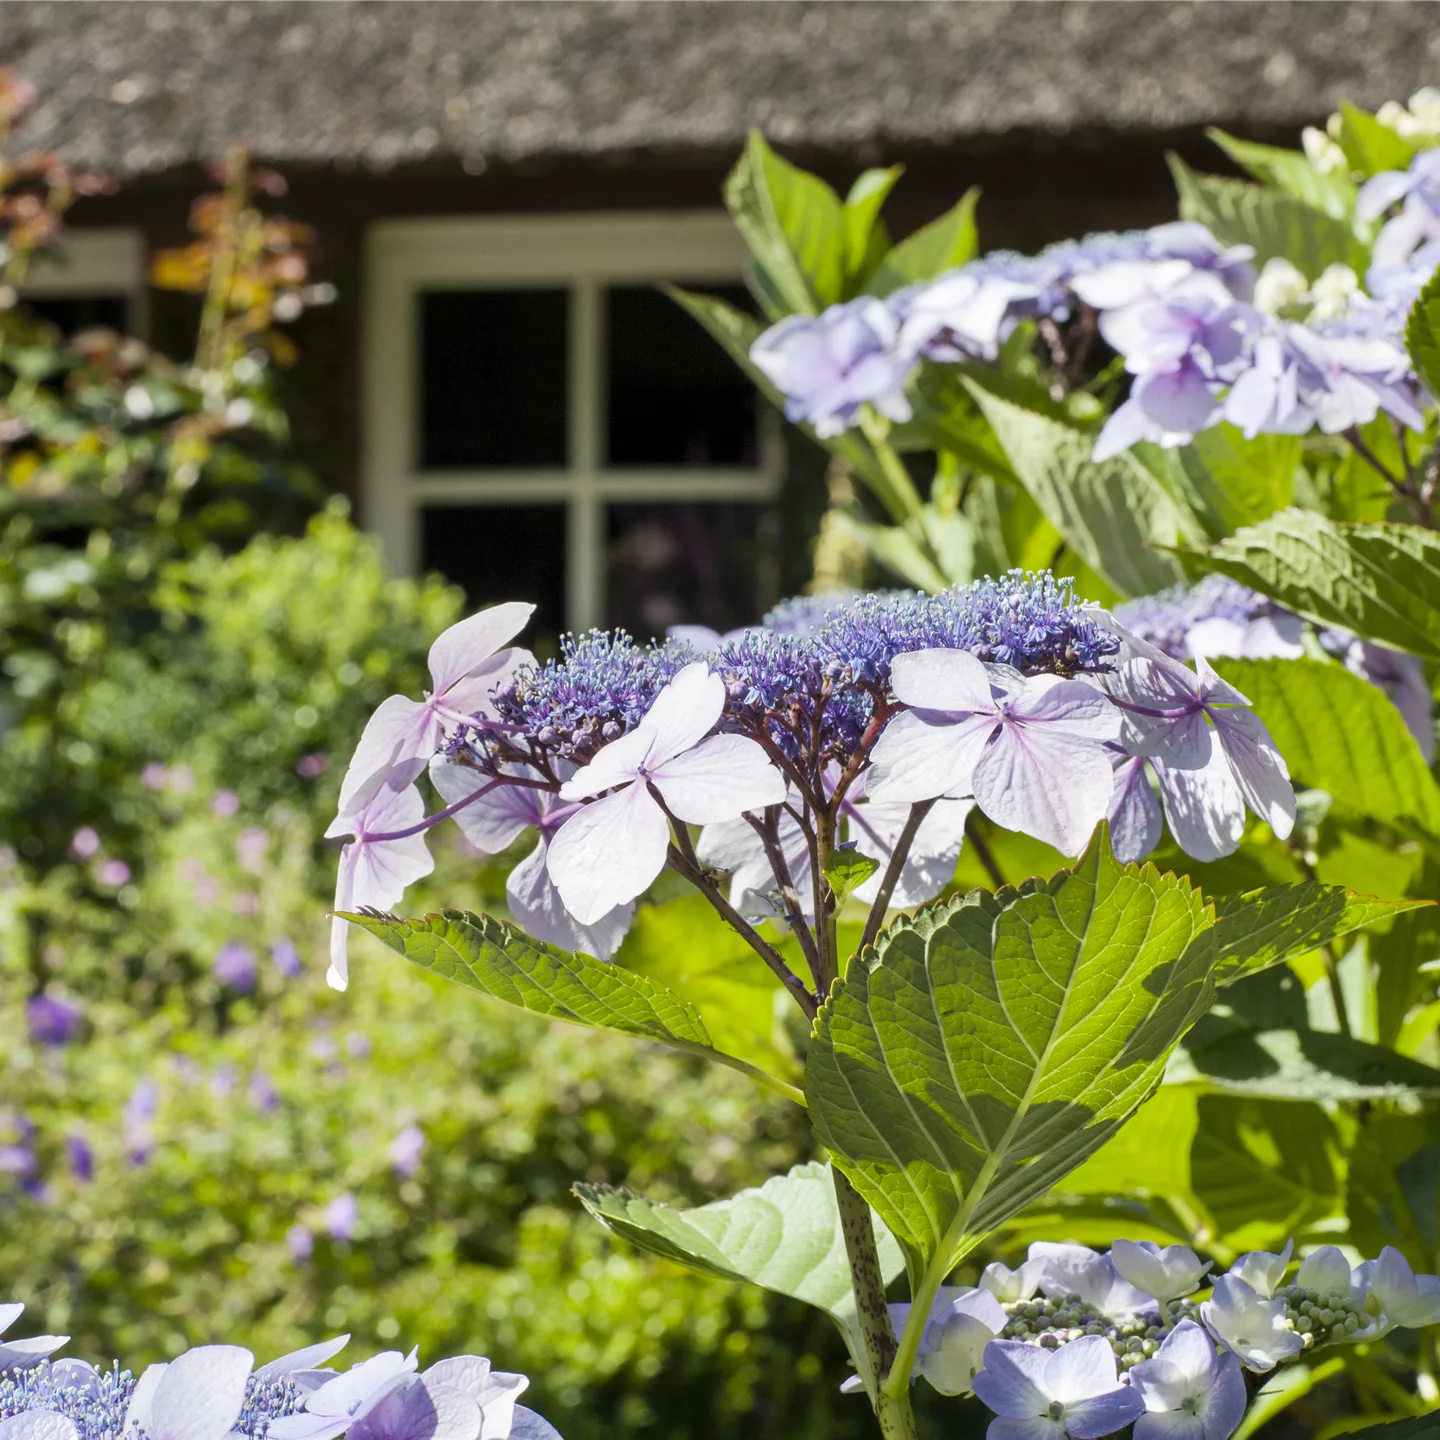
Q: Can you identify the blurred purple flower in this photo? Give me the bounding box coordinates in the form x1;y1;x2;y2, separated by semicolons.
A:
26;994;80;1047
236;826;270;873
287;1224;315;1262
296;752;330;780
1358;150;1440;267
66;1133;93;1183
271;937;303;979
125;1079;159;1125
249;1072;280;1113
324;1193;358;1241
68;827;100;861
390;1125;426;1178
213;941;258;993
0;1145;36;1179
95;859;131;888
346;1032;372;1060
309;1035;339;1061
750;297;914;438
141;762;168;791
209;1065;236;1099
211;789;241;818
233;892;260;917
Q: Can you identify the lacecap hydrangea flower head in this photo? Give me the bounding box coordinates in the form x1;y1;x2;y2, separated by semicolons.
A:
324;569;1295;988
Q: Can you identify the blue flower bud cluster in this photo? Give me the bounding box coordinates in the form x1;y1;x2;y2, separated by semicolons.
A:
488;571;1116;769
492;629;700;764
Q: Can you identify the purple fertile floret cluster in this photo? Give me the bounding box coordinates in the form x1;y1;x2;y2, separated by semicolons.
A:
486;572;1116;773
490;630;700;765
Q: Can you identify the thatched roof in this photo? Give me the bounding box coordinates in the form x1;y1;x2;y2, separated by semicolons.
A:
5;1;1439;177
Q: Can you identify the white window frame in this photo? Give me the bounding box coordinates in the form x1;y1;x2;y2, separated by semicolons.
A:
363;212;783;632
21;227;147;334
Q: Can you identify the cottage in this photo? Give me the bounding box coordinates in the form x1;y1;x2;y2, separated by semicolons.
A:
5;0;1436;639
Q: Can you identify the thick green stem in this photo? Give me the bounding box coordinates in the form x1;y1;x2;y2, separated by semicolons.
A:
832;1168;920;1440
857;406;926;524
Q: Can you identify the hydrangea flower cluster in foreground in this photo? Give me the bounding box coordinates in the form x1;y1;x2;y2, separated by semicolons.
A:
747;188;1440;459
0;1321;562;1440
847;1240;1440;1440
323;572;1299;986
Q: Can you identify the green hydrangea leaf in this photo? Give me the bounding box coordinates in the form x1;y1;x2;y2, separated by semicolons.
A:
806;826;1216;1268
1212;881;1432;984
865;189;980;297
965;376;1191;596
342;908;804;1105
1405;266;1440;402
1169;155;1368;278
1195;509;1440;661
725;129;846;315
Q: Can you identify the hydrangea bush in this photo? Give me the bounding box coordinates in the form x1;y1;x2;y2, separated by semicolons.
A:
317;94;1440;1440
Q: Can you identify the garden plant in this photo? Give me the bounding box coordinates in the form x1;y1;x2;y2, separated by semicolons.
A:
4;75;1440;1440
315;91;1440;1440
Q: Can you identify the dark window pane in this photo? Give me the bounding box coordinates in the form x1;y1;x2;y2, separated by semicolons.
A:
420;504;566;651
27;294;129;334
419;289;568;469
606;502;769;641
605;284;759;467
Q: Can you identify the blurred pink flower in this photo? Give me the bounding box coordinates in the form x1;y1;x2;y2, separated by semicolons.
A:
211;789;240;818
69;827;101;861
95;859;131;887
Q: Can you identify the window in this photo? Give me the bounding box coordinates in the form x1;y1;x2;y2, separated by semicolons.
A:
20;227;145;336
364;214;782;643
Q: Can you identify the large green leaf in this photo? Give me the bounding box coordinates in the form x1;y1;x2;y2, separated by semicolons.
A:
1196;509;1440;660
341;908;802;1103
724;130;846;315
1190;1096;1346;1251
965;377;1190;596
1205;128;1357;220
1405;267;1440;402
575;1160;905;1385
866;189;980;297
1169;155;1368;278
1212;881;1430;984
842;166;903;286
1211;657;1440;840
1168;1027;1440;1101
806;829;1216;1267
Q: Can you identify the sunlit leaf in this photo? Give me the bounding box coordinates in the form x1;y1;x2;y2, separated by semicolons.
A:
806;827;1215;1267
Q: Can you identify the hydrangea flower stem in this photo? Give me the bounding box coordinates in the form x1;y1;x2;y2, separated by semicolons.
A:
856;800;937;958
856;406;926;524
744;808;824;983
832;1166;921;1440
664;840;819;1019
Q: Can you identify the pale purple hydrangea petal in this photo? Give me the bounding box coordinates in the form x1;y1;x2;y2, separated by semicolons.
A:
653;734;788;824
508;839;634;959
327;782;436;991
546;783;670;926
0;1416;80;1440
1155;751;1248;862
696;805;813;921
1200;1275;1304;1371
1226;1241;1293;1299
126;1344;254;1440
850;796;972;908
1107;752;1164;863
866;708;997;803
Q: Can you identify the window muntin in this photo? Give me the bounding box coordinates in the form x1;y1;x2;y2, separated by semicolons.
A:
365;215;784;634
